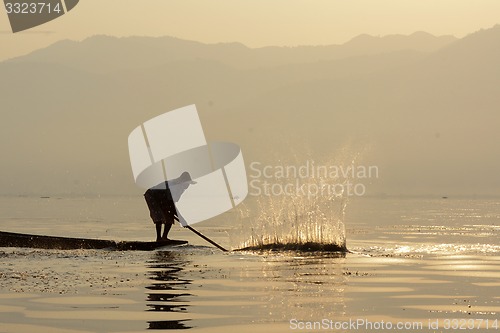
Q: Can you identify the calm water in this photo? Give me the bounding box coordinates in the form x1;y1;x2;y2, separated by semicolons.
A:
0;196;499;332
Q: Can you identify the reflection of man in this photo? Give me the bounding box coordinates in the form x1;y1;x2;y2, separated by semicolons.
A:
144;171;196;242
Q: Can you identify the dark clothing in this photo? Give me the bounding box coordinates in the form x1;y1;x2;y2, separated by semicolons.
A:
144;187;177;225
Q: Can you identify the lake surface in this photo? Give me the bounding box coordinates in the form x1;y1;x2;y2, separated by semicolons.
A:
0;196;499;332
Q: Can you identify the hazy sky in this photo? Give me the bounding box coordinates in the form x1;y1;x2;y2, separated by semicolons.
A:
1;0;500;61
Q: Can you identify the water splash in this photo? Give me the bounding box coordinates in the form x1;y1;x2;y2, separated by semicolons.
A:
235;145;367;252
235;194;347;252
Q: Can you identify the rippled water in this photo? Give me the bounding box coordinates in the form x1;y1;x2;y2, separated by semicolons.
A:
0;196;499;332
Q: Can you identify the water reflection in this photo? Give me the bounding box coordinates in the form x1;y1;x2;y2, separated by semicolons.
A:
254;252;348;321
145;250;193;330
144;249;347;330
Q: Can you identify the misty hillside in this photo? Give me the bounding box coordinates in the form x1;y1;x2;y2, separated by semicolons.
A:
0;27;499;196
6;31;456;72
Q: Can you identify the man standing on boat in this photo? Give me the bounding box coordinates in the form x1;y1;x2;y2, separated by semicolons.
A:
144;171;196;242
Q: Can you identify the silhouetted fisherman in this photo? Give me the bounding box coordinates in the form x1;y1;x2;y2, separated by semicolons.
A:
144;171;196;242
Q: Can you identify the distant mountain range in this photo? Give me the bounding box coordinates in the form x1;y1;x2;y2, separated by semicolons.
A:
6;31;456;72
0;26;499;196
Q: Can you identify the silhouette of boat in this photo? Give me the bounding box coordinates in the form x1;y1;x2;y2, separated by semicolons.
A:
0;231;187;251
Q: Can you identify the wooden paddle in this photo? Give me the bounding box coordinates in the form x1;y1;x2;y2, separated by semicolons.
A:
173;214;228;252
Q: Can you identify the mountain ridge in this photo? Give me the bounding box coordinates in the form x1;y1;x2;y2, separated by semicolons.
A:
1;26;499;195
4;31;457;73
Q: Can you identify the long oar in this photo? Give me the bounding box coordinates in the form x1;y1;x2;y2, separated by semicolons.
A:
174;215;228;252
184;225;228;252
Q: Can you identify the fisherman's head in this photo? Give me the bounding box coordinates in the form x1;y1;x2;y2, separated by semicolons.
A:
178;171;197;185
151;171;197;190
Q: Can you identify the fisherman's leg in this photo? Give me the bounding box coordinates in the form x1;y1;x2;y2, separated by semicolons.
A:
161;223;172;240
161;215;174;240
155;223;162;242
